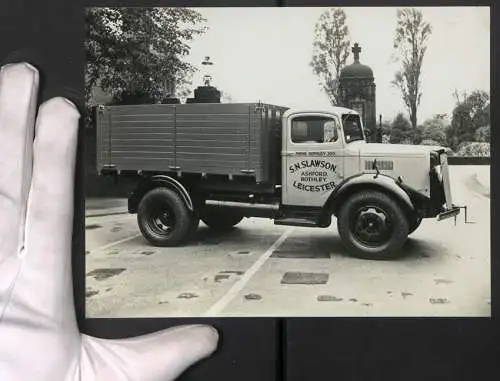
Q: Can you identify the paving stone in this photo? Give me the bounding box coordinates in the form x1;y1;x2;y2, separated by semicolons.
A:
214;274;230;282
244;293;262;300
429;298;449;304
87;268;126;281
281;272;328;285
178;292;199;299
317;295;343;302
85;224;102;230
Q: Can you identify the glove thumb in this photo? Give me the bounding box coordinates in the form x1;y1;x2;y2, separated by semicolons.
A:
80;325;219;381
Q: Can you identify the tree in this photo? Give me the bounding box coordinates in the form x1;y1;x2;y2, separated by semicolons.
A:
389;113;413;144
85;8;207;106
447;89;490;149
392;8;432;139
310;8;351;106
420;116;448;146
475;125;490;142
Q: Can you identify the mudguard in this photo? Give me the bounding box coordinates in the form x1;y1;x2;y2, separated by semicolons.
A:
325;173;415;215
150;175;194;211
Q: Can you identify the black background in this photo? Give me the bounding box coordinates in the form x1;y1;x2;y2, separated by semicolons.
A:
0;1;498;380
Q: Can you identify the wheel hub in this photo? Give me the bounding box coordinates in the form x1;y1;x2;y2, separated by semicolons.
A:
152;206;175;233
353;207;390;245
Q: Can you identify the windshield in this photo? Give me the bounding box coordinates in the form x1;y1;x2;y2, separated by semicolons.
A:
342;113;365;143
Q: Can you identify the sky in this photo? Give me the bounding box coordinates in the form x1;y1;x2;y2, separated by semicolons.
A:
186;7;490;124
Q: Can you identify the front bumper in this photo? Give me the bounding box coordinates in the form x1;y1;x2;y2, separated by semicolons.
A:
434;153;475;224
436;206;460;221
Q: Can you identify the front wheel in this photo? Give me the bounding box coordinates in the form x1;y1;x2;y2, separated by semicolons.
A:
337;191;409;260
137;187;195;246
408;215;423;235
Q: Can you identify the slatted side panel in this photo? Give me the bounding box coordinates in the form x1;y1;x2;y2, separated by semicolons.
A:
99;102;284;183
175;103;254;176
108;105;176;171
96;107;110;172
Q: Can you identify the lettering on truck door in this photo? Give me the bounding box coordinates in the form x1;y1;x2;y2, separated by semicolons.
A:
283;114;344;207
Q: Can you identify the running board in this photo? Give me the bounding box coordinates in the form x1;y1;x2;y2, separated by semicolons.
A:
274;218;319;227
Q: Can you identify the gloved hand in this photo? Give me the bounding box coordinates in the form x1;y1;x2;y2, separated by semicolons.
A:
0;62;219;381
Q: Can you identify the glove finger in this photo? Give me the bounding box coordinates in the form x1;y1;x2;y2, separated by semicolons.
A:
15;97;80;322
81;325;219;381
0;63;39;263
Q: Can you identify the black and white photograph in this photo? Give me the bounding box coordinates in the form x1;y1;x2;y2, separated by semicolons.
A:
84;6;491;318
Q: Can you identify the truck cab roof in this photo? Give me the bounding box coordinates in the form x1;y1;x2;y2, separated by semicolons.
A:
283;106;359;118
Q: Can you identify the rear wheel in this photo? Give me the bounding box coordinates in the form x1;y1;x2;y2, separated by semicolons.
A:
137;187;195;246
201;207;244;231
337;190;409;260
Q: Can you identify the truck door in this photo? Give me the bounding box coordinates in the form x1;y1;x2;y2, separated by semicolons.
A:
282;113;345;207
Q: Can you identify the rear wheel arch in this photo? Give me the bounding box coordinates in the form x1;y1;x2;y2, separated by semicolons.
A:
129;175;194;214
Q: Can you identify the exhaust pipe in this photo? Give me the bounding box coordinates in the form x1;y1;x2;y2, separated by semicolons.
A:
204;200;280;218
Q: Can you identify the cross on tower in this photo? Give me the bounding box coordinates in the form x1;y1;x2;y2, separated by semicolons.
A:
352;43;361;62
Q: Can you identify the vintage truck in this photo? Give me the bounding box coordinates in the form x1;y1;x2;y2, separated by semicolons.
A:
95;102;463;260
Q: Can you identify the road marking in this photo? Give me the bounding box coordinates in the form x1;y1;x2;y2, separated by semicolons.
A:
88;233;142;254
202;227;294;317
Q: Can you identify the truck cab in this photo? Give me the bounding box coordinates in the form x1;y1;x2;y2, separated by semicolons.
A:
275;107;459;258
96;102;461;260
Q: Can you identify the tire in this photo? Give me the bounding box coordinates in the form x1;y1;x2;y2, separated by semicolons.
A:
408;216;423;235
337;190;409;260
201;208;244;231
137;187;194;246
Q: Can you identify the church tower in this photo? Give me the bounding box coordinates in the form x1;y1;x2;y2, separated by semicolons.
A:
338;43;379;142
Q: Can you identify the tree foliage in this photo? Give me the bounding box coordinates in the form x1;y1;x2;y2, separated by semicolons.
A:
392;8;432;135
310;8;351;106
475;125;490;142
419;116;448;146
455;142;490;157
85;7;207;106
446;89;490;150
389;113;413;144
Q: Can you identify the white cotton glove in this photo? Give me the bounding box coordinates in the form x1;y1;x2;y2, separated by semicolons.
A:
0;62;219;381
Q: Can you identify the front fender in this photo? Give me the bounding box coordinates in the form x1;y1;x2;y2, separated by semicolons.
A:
325;173;415;216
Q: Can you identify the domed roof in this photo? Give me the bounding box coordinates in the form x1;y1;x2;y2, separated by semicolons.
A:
340;43;373;79
340;63;373;79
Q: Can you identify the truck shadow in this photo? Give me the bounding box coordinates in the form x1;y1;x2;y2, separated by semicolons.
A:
264;230;446;262
189;226;248;246
150;226;448;262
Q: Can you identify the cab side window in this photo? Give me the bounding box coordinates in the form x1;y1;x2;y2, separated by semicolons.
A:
291;116;338;144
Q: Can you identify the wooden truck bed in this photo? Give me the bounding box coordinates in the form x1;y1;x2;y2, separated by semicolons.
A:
96;102;288;184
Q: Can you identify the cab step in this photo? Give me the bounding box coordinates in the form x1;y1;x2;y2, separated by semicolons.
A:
274;218;319;227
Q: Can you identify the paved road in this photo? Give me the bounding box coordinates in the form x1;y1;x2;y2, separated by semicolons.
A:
85;166;491;318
